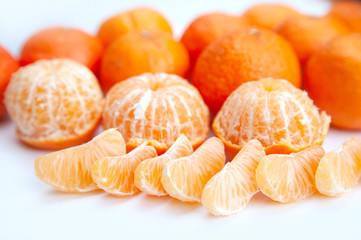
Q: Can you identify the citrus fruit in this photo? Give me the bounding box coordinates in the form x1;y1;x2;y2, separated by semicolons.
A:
201;139;265;216
34;128;126;193
213;78;330;156
305;33;361;129
103;73;209;154
275;15;350;65
256;145;325;203
161;137;225;202
0;45;19;117
316;137;361;196
181;12;249;70
19;27;103;72
134;134;193;196
192;28;301;112
100;31;189;92
328;0;361;33
243;3;299;30
92;143;157;196
4;59;104;150
97;7;172;47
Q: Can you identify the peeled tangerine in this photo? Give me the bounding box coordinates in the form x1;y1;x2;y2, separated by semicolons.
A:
316;137;361;196
162;137;225;202
92;143;157;196
5;59;104;150
213;78;330;156
34;129;126;192
256;145;325;203
201;140;265;216
134;134;193;196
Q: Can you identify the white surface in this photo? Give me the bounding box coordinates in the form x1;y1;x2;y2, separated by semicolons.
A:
1;0;361;239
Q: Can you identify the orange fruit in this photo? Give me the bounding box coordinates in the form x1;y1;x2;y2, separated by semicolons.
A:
19;27;103;72
97;7;172;47
92;143;157;196
134;134;193;196
4;59;104;150
100;31;189;92
275;15;350;65
34;128;126;193
161;137;225;202
256;145;325;203
328;0;361;33
242;3;299;30
201;139;265;216
316;137;361;196
192;28;301;113
0;45;19;117
103;73;210;154
305;34;361;129
181;12;249;70
213;78;330;156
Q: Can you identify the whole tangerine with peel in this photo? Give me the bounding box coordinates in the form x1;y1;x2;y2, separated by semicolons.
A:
5;59;104;150
102;73;210;154
242;3;299;30
134;134;193;196
97;7;172;47
316;137;361;196
19;27;103;72
256;145;325;203
201;139;265;216
0;45;19;117
100;31;189;92
192;28;301;113
181;12;249;70
213;78;330;157
328;0;361;33
161;137;225;202
34;128;126;193
92;143;158;196
275;15;350;65
305;34;361;130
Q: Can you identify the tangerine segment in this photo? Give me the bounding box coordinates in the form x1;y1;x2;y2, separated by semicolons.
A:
201;139;265;216
213;78;330;155
134;134;193;196
4;59;104;150
34;129;126;193
162;137;225;202
103;73;210;153
316;137;361;196
256;145;325;203
92;143;157;196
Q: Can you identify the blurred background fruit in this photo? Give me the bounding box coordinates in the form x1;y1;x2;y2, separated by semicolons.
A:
328;0;361;33
100;31;189;91
192;28;301;113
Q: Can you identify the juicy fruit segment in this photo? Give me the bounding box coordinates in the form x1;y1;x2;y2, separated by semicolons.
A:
201;140;265;216
256;145;325;203
161;137;225;202
34;129;126;192
4;59;104;150
213;78;330;156
92;143;157;196
134;134;193;196
103;73;210;153
316;137;361;196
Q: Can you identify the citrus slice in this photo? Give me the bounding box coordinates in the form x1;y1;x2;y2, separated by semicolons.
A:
201;139;265;216
316;137;361;196
161;137;225;202
256;145;325;203
34;129;126;192
134;134;193;196
92;143;157;196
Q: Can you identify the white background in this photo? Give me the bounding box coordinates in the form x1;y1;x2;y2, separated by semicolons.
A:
1;0;361;239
